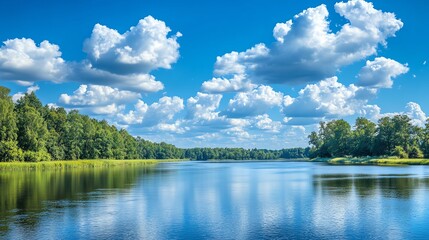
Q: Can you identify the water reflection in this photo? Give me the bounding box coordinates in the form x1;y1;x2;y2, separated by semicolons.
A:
314;173;429;198
0;165;158;237
1;162;429;239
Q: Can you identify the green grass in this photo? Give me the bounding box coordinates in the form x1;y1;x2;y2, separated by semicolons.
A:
0;159;187;170
312;157;429;166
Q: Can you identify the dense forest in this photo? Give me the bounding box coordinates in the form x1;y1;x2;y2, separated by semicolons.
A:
309;116;429;159
0;86;308;162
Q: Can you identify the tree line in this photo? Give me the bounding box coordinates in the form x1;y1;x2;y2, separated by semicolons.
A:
308;116;429;159
0;86;308;162
184;147;310;160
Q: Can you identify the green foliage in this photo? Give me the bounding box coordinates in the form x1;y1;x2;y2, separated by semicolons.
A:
307;120;351;157
421;119;429;158
16;105;49;152
183;147;309;160
0;141;23;162
15;92;44;113
352;117;376;156
409;145;424;158
0;86;18;142
392;146;408;159
23;150;52;162
325;120;352;157
309;115;427;159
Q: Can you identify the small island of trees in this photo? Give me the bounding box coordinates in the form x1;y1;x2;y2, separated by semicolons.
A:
309;116;429;159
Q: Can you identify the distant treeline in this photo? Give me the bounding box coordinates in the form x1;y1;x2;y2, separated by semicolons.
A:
0;86;308;162
309;116;429;159
183;147;310;160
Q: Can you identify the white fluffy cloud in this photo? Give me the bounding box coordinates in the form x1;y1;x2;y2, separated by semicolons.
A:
92;103;125;115
84;16;181;74
357;57;409;88
254;114;282;132
213;0;403;85
12;85;40;103
57;84;140;116
359;105;382;121
201;74;255;93
69;16;181;92
0;16;181;93
214;43;269;76
71;63;164;92
225;85;283;117
283;77;375;120
117;96;184;126
0;38;67;84
199;43;268;94
362;102;427;127
186;92;223;121
155;121;188;134
59;84;141;106
406;102;427;127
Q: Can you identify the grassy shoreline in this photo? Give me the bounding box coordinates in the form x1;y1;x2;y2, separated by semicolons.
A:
3;157;428;170
0;159;186;170
312;157;429;166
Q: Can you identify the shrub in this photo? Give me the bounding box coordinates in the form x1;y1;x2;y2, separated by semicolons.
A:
23;150;52;162
0;141;23;162
392;146;408;159
409;146;424;158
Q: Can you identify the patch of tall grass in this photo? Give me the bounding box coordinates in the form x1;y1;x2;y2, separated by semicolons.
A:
0;159;185;171
312;157;429;165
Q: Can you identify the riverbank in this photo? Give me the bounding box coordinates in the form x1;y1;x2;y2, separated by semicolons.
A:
0;159;186;170
312;157;429;165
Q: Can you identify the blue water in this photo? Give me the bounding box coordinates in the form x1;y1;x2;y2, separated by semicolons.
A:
1;161;429;239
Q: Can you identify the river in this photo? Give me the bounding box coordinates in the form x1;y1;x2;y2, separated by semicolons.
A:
1;161;429;239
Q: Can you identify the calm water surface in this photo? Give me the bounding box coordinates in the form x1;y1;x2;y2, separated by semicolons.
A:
1;161;429;239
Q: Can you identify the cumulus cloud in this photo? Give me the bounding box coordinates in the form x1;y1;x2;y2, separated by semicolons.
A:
0;16;181;93
283;77;376;119
359;104;382;121
12;85;40;102
406;102;427;127
70;63;164;92
357;57;409;88
92;103;125;115
155;121;188;134
84;16;181;75
117;96;184;126
0;38;67;84
199;44;267;94
283;117;324;126
273;20;293;43
201;74;255;93
151;92;270;143
67;16;181;92
282;125;309;146
360;102;427;127
225;85;283;117
186;92;223;121
59;84;141;106
117;99;148;124
254;114;282;132
214;43;269;76
213;0;403;85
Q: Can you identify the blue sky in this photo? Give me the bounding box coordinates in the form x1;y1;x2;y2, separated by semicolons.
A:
0;0;428;149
